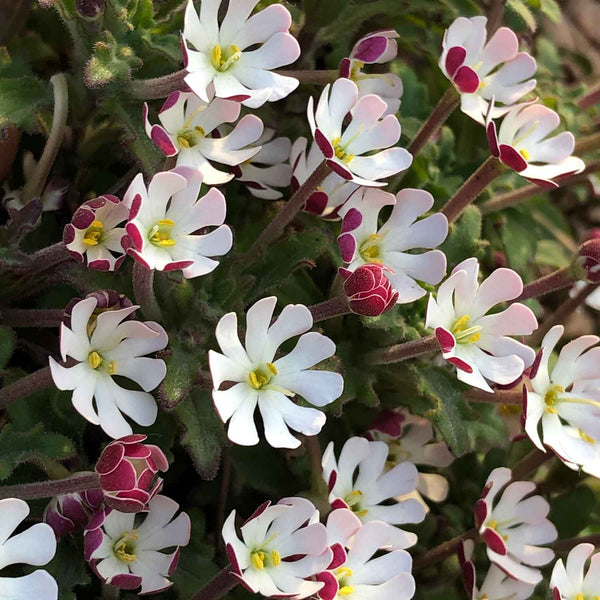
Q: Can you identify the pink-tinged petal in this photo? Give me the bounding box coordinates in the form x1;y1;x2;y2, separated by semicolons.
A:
243;501;271;526
352;35;388;63
315;129;334;159
63;223;76;245
304;191;329;215
88;259;111;271
339;57;351;79
327;543;347;570
340;208;362;234
96;443;126;475
337;233;356;263
474;499;488;528
226;543;243;576
445;46;466;78
316;572;338;600
327;159;353;180
487;122;500;157
72;207;95;230
163;260;195;272
368;409;404;437
462;560;476;597
150;125;178;157
482;527;507;555
328;470;337;492
453;66;480;94
160;91;181;113
109;574;143;590
435;327;455;353
499;144;528;172
101;461;137;492
331;499;348;510
447;356;473;373
125;222;144;251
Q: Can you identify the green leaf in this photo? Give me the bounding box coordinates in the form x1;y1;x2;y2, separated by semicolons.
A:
540;0;561;23
335;341;379;409
440;205;484;268
0;423;76;480
0;326;15;370
550;486;596;538
158;342;201;410
507;0;537;31
173;389;225;480
535;239;572;269
410;365;470;456
0;76;51;130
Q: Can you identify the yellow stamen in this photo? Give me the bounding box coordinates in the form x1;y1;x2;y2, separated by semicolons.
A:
113;531;139;563
519;148;530;161
108;360;118;375
158;219;174;226
451;315;483;345
488;519;498;529
270;550;281;567
178;135;191;148
580;430;595;444
248;364;277;390
335;567;353;578
88;351;103;370
452;315;471;333
467;332;481;344
149;220;177;247
83;220;103;246
359;233;384;263
331;136;354;164
212;44;242;72
251;551;265;570
194;125;205;135
546;407;558;414
338;586;355;596
355;509;369;517
212;45;222;68
576;594;584;600
267;363;278;375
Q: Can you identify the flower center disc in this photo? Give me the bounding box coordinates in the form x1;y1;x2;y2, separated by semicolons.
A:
149;219;177;247
248;363;278;390
113;531;139;563
450;315;482;344
84;220;104;246
212;44;242;72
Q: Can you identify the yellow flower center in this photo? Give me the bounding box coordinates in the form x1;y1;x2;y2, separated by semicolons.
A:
113;531;139;563
451;315;482;344
344;489;368;518
331;137;355;164
248;363;278;390
83;220;104;246
212;44;242;72
358;233;384;263
87;351;117;374
149;218;176;247
177;125;205;149
519;148;530;161
250;550;281;570
339;587;355;596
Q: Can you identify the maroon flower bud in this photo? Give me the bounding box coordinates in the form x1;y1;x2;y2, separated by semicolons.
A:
579;239;600;283
44;490;104;537
95;435;168;513
75;0;105;19
341;264;398;316
63;290;134;330
582;228;600;243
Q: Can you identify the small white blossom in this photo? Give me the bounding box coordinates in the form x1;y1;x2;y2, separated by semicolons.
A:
49;296;168;439
439;16;537;124
425;257;538;392
222;497;331;599
85;495;190;594
0;498;58;600
338;187;448;304
208;296;344;448
525;325;600;476
123;168;233;277
475;467;557;584
307;78;412;186
322;436;425;549
143;91;263;185
551;543;600;600
182;0;300;108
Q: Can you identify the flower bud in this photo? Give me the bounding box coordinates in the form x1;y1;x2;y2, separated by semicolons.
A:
75;0;105;19
63;290;134;332
341;264;398;316
579;238;600;283
44;490;104;537
95;435;169;513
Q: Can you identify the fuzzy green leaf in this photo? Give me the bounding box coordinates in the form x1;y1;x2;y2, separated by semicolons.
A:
440;205;484;268
0;326;15;370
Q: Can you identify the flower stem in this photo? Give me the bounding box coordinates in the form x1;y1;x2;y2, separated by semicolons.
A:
510;448;552;481
413;528;478;570
529;281;600;347
575;131;600;156
191;566;238;600
441;156;504;223
132;261;162;321
308;295;350;322
0;471;101;500
464;386;523;405
365;335;439;365
480;160;600;214
0;366;55;410
22;74;69;203
517;266;576;301
28;242;71;270
127;69;188;100
552;533;600;553
0;308;64;328
274;69;339;85
245;160;330;264
579;83;600;109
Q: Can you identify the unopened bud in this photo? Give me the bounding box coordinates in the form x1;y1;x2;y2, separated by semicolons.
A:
579;239;600;283
341;264;398;316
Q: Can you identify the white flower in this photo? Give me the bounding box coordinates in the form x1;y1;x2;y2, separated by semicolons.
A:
182;0;300;109
230;127;292;199
551;543;600;600
475;467;557;584
49;296;168;439
460;539;536;600
0;498;58;600
322;436;425;549
290;137;358;219
425;257;538;392
123;168;233;277
307;78;412;186
337;187;448;304
524;325;600;476
317;509;415;600
486;101;585;187
84;495;191;594
339;29;403;117
571;280;600;311
222;497;331;599
439;16;537;124
367;408;454;505
208;296;344;448
63;195;129;271
143;91;263;185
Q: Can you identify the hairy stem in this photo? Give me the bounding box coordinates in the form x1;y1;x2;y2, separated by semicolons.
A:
0;308;64;328
0;471;101;500
365;335;439;365
309;295;351;322
245;161;330;264
132;262;162;321
127;70;188;100
552;533;600;553
441;156;504;223
575;131;600;156
579;83;600;109
529;282;600;346
0;366;55;410
274;69;339;85
464;386;524;405
414;528;478;570
22;74;69;203
511;448;552;481
191;566;238;600
518;266;577;301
